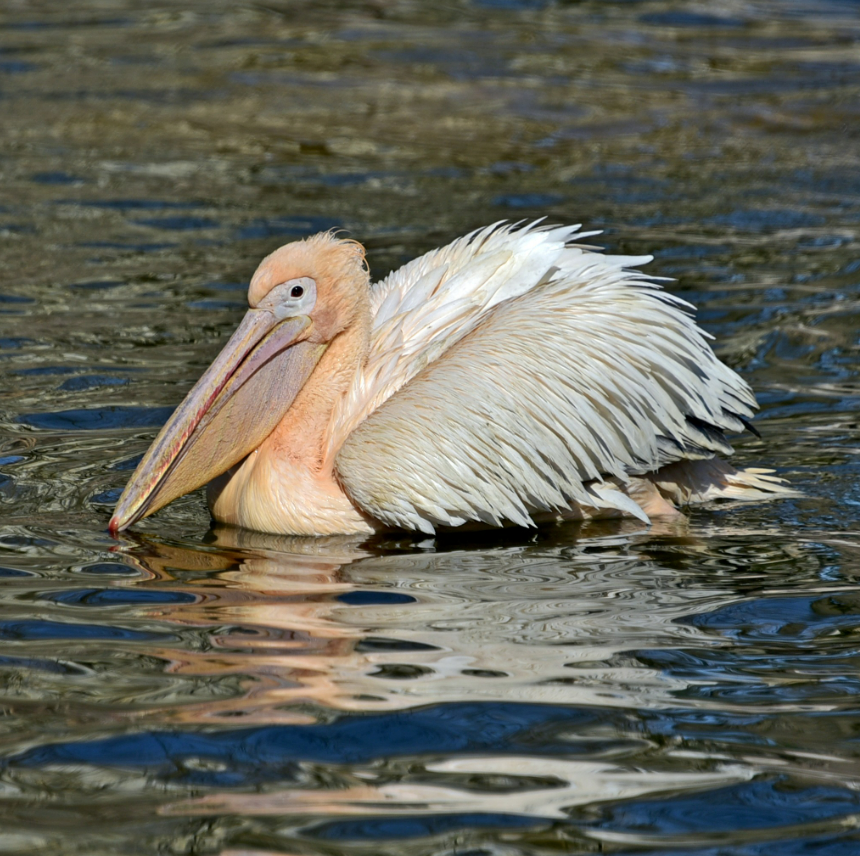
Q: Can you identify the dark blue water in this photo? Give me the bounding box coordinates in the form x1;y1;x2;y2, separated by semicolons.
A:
1;1;859;854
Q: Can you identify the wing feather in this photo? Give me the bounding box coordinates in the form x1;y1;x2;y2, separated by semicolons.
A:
328;221;590;452
334;223;756;533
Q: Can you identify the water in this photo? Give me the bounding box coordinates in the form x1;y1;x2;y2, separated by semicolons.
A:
1;0;860;853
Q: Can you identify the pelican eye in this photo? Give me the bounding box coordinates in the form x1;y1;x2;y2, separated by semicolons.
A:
258;276;317;317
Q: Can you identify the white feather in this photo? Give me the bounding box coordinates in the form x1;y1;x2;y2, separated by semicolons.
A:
333;222;762;533
145;220;797;540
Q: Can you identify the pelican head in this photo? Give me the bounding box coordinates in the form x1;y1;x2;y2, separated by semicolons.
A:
109;233;369;533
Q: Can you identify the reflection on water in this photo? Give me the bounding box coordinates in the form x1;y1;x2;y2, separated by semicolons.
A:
2;0;860;853
117;526;764;718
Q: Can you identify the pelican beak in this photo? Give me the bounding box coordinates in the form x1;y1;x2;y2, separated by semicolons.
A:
109;308;326;533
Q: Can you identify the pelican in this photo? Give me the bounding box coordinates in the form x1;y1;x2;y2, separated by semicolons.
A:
110;222;790;537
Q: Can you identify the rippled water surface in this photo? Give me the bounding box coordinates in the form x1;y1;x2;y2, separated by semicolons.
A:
2;0;860;853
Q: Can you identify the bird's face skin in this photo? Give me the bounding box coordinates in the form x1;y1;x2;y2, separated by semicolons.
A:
109;234;368;534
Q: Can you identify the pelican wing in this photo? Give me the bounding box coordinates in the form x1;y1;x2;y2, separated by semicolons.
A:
334;223;756;534
329;221;604;449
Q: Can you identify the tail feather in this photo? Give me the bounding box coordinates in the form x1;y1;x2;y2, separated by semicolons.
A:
650;458;799;506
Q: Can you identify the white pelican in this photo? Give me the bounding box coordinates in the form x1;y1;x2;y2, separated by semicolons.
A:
110;222;790;537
